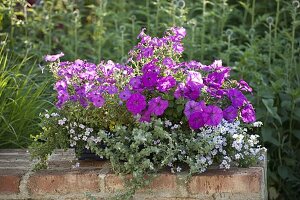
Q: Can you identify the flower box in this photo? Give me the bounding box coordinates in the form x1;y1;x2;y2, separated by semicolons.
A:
30;27;266;199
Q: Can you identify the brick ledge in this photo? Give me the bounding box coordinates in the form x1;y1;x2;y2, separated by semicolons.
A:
0;149;267;200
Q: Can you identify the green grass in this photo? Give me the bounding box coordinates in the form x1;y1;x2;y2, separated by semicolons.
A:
0;44;52;148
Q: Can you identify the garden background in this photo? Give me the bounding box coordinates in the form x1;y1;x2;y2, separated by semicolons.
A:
0;0;299;199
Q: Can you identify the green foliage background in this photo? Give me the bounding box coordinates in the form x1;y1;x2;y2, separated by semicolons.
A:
0;0;300;199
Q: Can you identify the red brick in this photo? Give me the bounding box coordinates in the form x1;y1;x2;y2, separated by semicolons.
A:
27;169;100;195
144;173;177;191
0;169;25;194
187;167;262;195
104;173;126;192
145;198;198;200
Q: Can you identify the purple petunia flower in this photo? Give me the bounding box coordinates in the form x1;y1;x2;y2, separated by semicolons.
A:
174;83;185;99
241;103;256;123
173;43;184;54
202;105;223;126
129;76;143;90
126;93;147;115
141;47;154;58
156;76;176;93
44;52;64;62
223;106;238;122
142;61;160;74
119;89;131;101
101;60;116;77
184;100;206;119
91;95;105;108
87;90;105;108
162;57;176;69
188;112;205;130
184;81;201;101
142;72;158;88
186;60;202;70
54;80;68;91
150;37;163;47
148;97;169;116
105;85;118;94
186;71;203;86
238;80;253;93
227;89;246;108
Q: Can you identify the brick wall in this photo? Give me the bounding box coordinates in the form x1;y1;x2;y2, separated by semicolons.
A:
0;149;267;200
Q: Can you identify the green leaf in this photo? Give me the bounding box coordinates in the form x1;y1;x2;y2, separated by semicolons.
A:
262;99;282;124
292;130;300;140
262;127;280;146
277;165;289;180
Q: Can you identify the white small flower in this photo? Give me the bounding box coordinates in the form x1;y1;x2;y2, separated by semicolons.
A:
211;149;218;156
58;119;65;125
82;136;87;141
79;124;85;129
235;154;241;160
51;113;59;117
164;120;172;127
199;156;206;164
258;155;265;161
176;166;182;172
253;121;263;127
44;114;50;118
73;136;78;141
70;129;75;134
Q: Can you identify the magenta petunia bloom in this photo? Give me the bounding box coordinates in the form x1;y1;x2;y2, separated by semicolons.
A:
44;52;64;62
223;106;238;122
227;88;246;108
142;61;160;74
119;89;131;101
188;112;205;129
184;100;206;119
202;105;223;126
142;72;158;88
126;93;147;115
156;76;176;93
241;103;256;123
148;97;169;116
139;109;151;122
